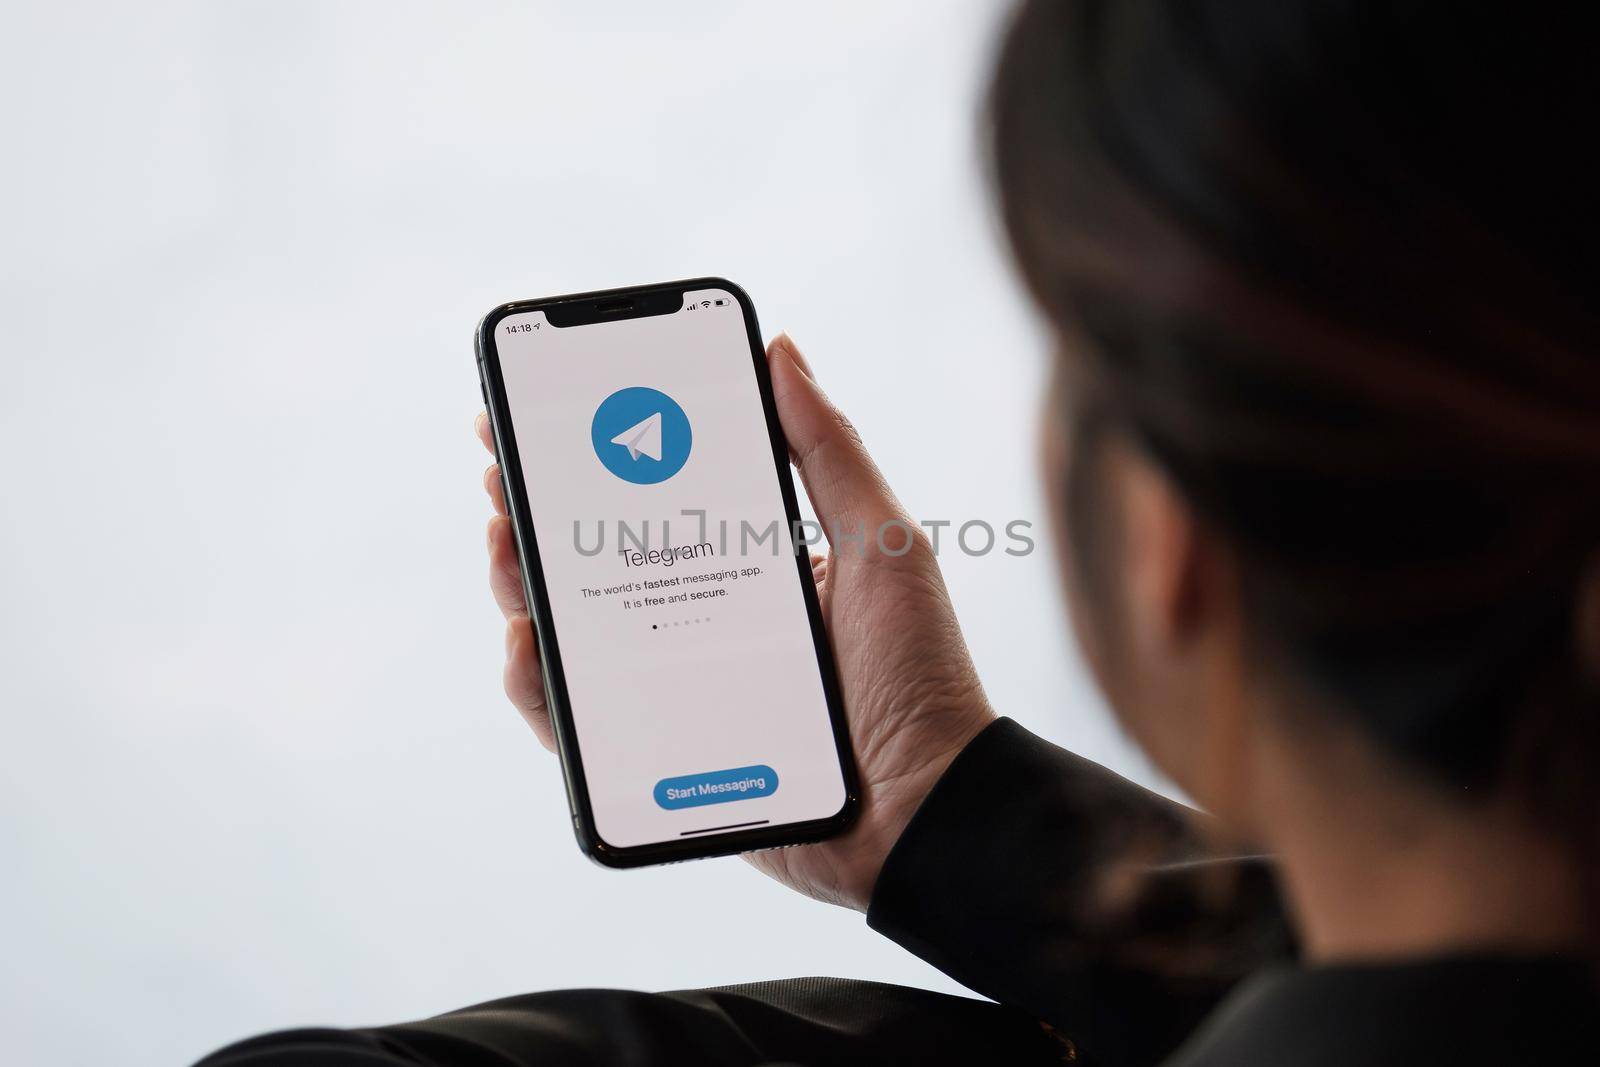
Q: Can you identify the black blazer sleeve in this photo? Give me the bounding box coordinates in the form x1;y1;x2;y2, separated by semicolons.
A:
866;717;1295;1067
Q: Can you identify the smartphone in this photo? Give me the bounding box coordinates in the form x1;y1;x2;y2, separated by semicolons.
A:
475;278;859;866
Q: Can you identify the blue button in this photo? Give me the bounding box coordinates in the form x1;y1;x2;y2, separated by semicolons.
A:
653;765;779;810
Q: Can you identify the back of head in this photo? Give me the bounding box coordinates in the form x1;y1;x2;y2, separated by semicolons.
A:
990;0;1600;910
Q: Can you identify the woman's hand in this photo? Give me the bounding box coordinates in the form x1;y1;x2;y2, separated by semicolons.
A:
476;333;994;911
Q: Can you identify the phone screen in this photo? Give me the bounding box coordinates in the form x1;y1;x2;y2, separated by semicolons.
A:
489;284;850;852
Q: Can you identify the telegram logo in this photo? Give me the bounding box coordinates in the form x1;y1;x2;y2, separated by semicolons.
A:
591;386;693;484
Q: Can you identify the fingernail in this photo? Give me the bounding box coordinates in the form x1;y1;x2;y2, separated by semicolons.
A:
777;332;816;381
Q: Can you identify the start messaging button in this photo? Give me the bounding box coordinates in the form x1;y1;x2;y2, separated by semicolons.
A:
653;765;779;810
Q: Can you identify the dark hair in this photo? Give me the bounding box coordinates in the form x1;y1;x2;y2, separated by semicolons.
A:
990;0;1600;881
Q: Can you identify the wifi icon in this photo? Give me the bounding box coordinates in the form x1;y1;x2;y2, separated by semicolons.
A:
701;300;711;308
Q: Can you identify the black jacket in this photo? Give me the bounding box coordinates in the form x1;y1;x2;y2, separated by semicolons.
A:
198;718;1596;1065
869;718;1595;1065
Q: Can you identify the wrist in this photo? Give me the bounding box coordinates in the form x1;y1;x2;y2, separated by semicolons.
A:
836;707;995;911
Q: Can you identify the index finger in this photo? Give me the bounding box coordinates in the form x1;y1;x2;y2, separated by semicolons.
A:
475;410;495;455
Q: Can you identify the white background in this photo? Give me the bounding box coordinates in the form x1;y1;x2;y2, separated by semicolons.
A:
0;3;1162;1064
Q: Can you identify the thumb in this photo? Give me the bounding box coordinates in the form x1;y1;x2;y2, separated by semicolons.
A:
767;333;912;552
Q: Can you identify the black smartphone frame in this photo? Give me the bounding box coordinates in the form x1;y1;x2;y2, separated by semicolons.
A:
475;277;859;867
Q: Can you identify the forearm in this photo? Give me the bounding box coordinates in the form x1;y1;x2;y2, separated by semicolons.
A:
867;718;1294;1066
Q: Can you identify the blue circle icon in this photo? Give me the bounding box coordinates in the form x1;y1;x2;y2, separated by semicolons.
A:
591;387;692;484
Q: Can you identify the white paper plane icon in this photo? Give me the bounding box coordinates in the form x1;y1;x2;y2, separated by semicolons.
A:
610;411;663;461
